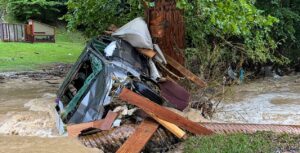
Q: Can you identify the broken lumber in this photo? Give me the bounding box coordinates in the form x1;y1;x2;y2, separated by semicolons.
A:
137;48;157;58
116;119;159;153
67;111;118;137
150;113;187;139
119;88;214;135
67;120;104;138
165;55;207;88
98;111;119;130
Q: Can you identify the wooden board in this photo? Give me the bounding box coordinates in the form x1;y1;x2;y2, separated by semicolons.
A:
67;120;104;138
67;111;118;137
150;114;186;139
116;119;159;153
99;111;119;130
119;88;214;135
137;48;157;58
165;55;207;88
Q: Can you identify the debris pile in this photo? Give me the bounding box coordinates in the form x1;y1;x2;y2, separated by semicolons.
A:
55;17;213;153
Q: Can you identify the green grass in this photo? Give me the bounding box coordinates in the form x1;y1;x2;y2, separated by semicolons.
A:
0;28;86;71
184;132;300;153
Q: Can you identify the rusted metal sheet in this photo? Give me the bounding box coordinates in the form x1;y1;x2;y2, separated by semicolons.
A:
146;0;186;65
203;123;300;134
78;124;179;153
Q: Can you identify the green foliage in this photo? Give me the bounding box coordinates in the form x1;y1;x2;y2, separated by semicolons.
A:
184;0;290;79
5;0;65;23
184;132;273;153
256;0;300;63
65;0;143;37
0;0;7;10
65;0;292;79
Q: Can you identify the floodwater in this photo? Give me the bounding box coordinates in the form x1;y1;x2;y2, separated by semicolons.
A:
1;74;300;152
0;77;100;153
213;75;300;125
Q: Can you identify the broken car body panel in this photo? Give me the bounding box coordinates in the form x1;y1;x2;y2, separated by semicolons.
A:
56;36;151;125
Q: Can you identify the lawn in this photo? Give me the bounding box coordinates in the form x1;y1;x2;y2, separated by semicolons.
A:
184;132;300;153
0;28;86;71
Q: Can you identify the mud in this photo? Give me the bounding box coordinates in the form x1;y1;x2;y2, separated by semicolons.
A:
213;75;300;125
0;135;100;153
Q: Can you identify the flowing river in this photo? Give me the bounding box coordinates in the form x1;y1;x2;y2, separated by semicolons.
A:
0;73;299;152
0;77;100;153
213;74;300;125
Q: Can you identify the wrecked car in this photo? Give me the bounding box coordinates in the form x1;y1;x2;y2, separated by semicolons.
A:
54;17;204;153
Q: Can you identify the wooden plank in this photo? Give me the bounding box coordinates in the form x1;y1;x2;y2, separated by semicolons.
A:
67;120;104;138
119;88;214;135
137;48;157;58
165;55;207;88
150;113;187;139
116;119;159;153
98;111;119;130
67;111;118;137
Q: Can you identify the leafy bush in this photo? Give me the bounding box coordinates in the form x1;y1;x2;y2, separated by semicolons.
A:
65;0;291;80
183;0;289;79
256;0;300;63
64;0;143;37
6;0;66;23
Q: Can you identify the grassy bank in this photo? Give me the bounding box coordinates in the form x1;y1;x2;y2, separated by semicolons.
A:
0;28;86;71
184;132;300;153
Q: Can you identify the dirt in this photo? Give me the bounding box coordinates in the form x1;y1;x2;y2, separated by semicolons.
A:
0;135;100;153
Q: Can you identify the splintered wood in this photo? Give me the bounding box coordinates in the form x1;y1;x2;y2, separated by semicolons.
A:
116;119;159;153
67;120;104;138
98;111;118;130
67;111;118;137
150;113;186;139
165;55;207;88
119;88;214;135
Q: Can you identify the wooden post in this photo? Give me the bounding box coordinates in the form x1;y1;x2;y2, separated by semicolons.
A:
146;0;186;65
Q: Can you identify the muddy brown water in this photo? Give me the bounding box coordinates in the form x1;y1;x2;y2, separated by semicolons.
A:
0;74;300;152
213;75;300;125
0;78;100;153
